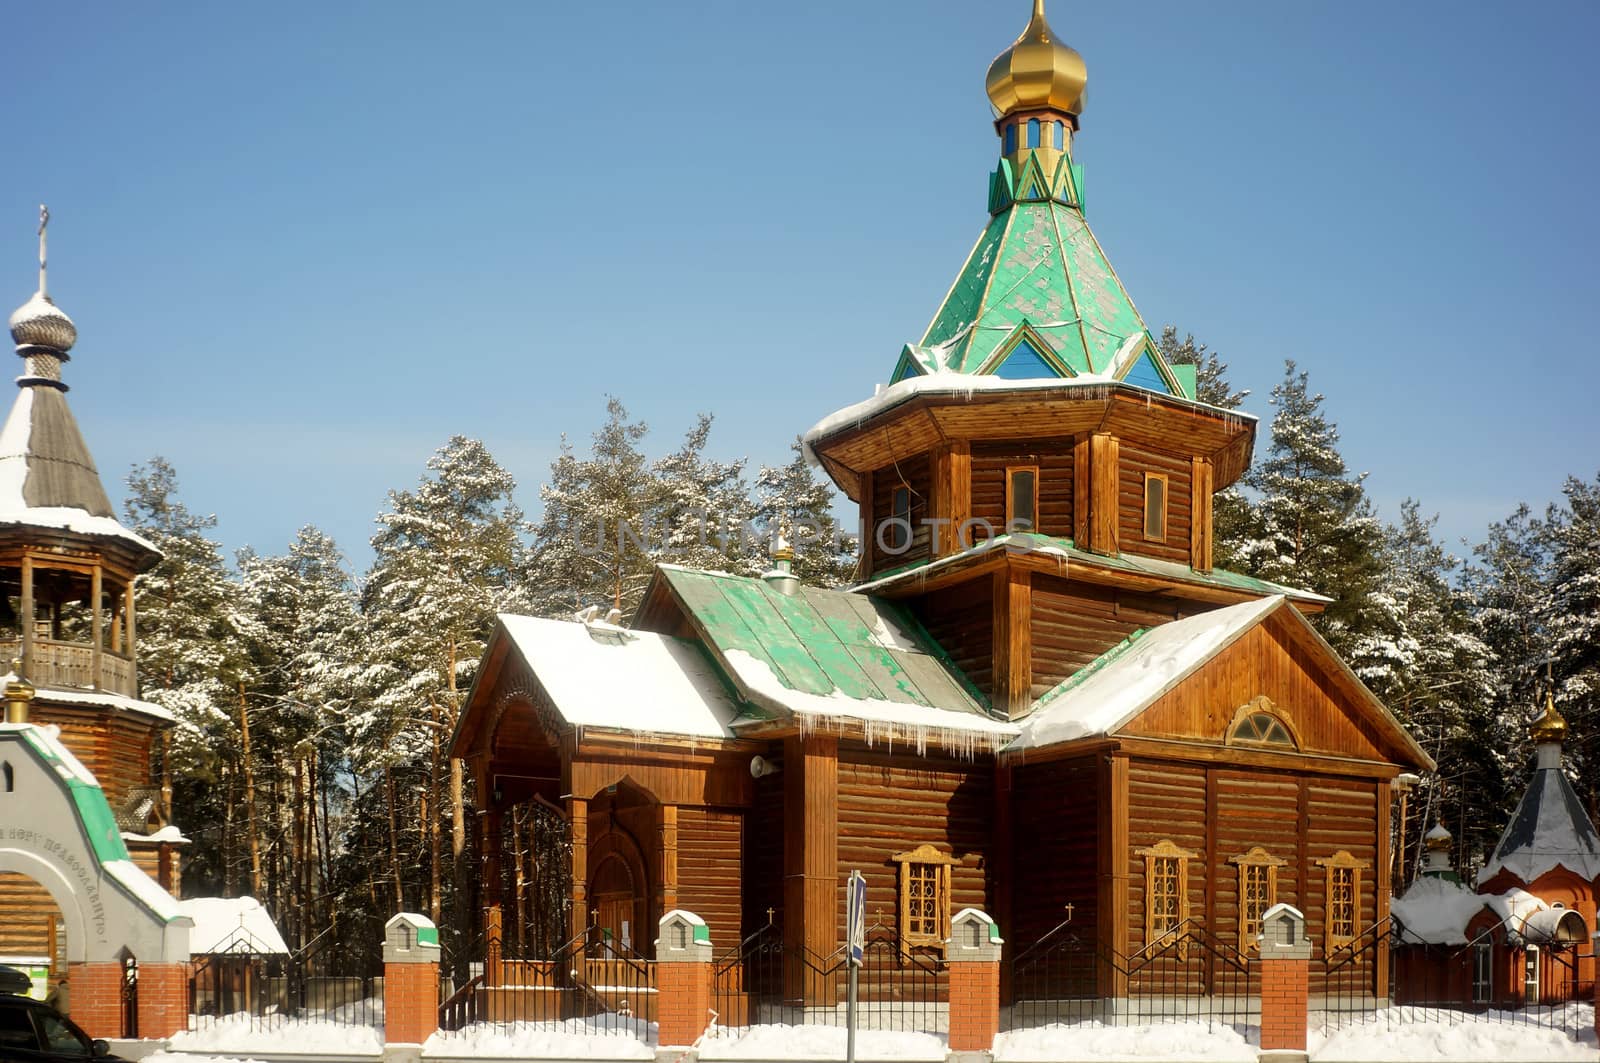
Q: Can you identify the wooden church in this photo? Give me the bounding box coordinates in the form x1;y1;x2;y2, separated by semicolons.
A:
452;0;1434;1008
0;212;184;977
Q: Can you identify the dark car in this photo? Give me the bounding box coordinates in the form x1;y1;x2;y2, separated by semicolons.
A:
0;971;122;1063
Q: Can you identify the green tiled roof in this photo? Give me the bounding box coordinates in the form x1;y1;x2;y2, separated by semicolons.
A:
656;566;991;718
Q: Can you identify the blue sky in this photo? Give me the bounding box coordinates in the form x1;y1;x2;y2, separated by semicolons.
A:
3;0;1596;571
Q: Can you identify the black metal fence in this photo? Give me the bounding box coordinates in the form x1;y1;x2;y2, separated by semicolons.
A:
1003;917;1257;1033
712;920;949;1035
187;948;383;1033
435;924;655;1042
1319;918;1590;1036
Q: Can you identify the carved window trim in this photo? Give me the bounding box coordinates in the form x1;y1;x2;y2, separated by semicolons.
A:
1229;847;1286;951
1137;839;1197;956
1006;465;1039;534
1316;849;1369;954
891;844;958;955
1225;695;1301;750
1143;472;1169;541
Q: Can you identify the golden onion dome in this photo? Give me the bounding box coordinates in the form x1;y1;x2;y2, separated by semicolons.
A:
1424;823;1452;853
1530;690;1568;745
985;0;1088;119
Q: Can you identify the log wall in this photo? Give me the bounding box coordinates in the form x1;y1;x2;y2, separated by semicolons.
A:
970;440;1074;540
677;806;743;947
867;457;933;576
1117;442;1194;565
1030;575;1214;699
1010;756;1100;945
834;747;992;942
915;580;994;701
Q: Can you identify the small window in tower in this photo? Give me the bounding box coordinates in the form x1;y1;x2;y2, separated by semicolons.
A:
1144;473;1168;541
1027;118;1041;148
1005;124;1017;154
889;486;912;552
2;762;11;792
1006;466;1038;534
1053;120;1064;150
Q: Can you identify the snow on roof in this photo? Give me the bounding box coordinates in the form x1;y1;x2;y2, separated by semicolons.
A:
32;685;174;725
178;896;289;955
0;387;158;553
723;647;1018;757
801;371;1254;464
1390;876;1490;946
1479;764;1600;885
498;614;740;739
1008;597;1282;751
122;825;190;844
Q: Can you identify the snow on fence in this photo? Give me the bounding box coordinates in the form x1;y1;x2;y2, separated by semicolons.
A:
186;947;385;1037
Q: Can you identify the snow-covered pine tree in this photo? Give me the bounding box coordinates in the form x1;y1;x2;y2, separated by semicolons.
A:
1350;501;1502;873
1545;472;1600;814
122;458;244;897
755;441;859;587
361;437;531;933
235;527;360;953
650;412;760;577
1157;326;1252;567
1235;361;1386;655
530;399;660;617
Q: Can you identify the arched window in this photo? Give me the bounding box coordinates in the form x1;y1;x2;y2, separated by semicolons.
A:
1027;118;1041;148
1004;124;1017;154
1053;121;1064;150
1227;697;1298;749
1;761;10;792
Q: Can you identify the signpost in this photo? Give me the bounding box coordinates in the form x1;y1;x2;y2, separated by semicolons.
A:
846;871;866;1063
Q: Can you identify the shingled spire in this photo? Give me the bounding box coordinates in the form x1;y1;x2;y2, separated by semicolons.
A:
0;208;156;562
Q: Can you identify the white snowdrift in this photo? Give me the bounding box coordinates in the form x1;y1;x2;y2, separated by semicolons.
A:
993;1021;1255;1062
699;1024;946;1060
422;1018;656;1060
170;1013;382;1055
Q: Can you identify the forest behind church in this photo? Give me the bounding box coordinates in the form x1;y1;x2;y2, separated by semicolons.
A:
122;331;1600;971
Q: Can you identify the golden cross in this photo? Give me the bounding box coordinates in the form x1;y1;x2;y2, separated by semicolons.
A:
1064;902;1075;922
765;907;775;926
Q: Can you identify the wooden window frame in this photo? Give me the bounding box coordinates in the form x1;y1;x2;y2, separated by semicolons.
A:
1143;472;1169;542
891;844;958;956
1137;839;1197;957
1316;849;1369;955
1006;465;1039;534
1225;695;1301;750
1229;847;1286;952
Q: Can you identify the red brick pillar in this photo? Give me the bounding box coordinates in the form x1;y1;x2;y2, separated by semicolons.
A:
1258;904;1311;1054
654;910;713;1048
383;913;441;1046
66;963;123;1040
135;963;191;1040
946;908;1003;1053
1593;932;1600;1040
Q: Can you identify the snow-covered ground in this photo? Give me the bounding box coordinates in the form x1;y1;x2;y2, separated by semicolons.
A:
698;1024;946;1060
168;1012;382;1056
422;1018;656;1060
994;1021;1256;1061
1309;1004;1597;1061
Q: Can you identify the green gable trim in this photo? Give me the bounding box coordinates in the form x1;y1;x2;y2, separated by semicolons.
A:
890;347;927;384
22;728;131;864
1033;627;1149;710
1169;363;1197;400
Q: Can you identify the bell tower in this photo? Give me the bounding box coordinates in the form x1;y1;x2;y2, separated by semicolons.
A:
0;208;179;950
805;4;1325;719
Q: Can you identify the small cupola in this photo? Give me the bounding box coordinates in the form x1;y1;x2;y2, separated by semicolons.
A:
3;661;35;724
1421;823;1455;878
1529;690;1567;770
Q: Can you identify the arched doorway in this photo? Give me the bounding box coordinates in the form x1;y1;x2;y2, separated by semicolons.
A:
585;779;656;957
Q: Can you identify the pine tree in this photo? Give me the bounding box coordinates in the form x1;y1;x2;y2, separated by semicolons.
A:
754;441;858;586
1235;361;1386;655
1546;472;1600;813
122;458;243;897
1350;502;1502;872
360;436;531;932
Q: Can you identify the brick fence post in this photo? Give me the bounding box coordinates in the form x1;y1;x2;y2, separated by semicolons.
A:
945;908;1003;1054
654;910;713;1047
1258;903;1311;1060
66;962;124;1040
1593;931;1600;1040
135;962;191;1040
383;913;441;1047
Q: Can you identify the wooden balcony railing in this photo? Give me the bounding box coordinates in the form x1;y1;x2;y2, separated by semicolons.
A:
0;637;138;698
